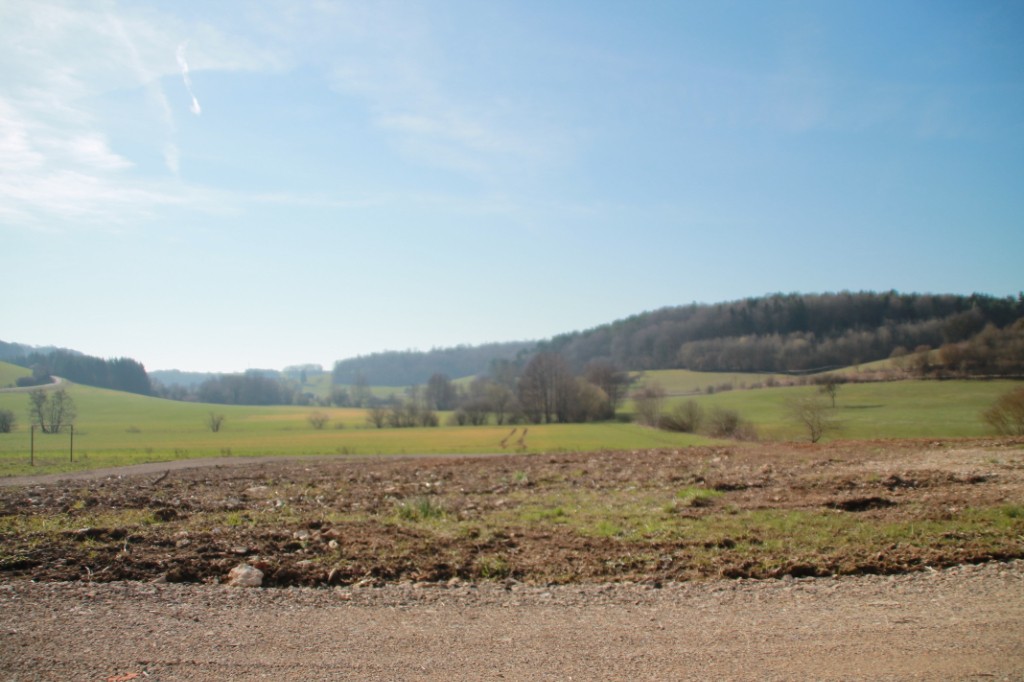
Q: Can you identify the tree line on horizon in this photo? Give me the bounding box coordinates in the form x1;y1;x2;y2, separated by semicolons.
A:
540;291;1024;374
3;291;1021;406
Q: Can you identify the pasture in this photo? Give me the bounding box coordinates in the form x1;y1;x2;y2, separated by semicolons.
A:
671;378;1021;440
0;368;1019;477
0;362;30;388
0;383;706;477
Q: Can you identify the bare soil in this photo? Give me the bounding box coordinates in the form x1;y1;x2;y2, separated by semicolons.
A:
1;439;1023;680
1;439;1022;586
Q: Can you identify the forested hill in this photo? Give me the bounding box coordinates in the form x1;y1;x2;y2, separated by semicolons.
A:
0;341;78;362
332;341;534;386
1;348;152;395
539;292;1024;374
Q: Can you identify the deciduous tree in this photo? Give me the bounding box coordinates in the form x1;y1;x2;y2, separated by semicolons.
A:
27;388;76;433
518;352;575;424
788;396;840;443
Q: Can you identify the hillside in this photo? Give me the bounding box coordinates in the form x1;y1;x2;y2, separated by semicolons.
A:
6;291;1022;394
0;361;31;388
540;291;1024;373
332;341;533;387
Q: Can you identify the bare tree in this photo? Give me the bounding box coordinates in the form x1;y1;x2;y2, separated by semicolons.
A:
207;412;226;432
518;352;575;424
425;373;458;410
583;360;629;413
28;388;76;433
788;396;841;443
28;389;47;430
816;375;843;408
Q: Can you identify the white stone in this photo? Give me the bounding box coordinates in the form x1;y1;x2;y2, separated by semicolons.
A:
227;563;263;587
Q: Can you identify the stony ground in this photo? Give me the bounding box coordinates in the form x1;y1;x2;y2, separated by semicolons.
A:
1;561;1022;680
1;439;1022;679
1;439;1022;586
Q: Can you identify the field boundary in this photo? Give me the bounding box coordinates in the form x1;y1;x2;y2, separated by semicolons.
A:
0;451;512;487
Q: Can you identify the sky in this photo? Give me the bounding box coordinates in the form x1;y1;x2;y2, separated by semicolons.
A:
2;1;1022;373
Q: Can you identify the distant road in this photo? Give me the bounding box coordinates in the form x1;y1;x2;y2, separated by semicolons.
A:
0;454;337;488
0;375;64;393
0;451;509;488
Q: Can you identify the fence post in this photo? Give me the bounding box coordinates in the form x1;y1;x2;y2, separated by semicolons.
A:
30;425;34;467
70;425;74;463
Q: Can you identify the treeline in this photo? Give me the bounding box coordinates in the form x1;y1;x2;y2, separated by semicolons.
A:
153;370;325;406
934;320;1024;376
9;350;152;395
361;356;630;428
332;341;533;387
541;291;1024;374
0;340;75;362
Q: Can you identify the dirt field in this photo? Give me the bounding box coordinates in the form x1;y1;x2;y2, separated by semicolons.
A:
1;439;1023;680
1;439;1022;586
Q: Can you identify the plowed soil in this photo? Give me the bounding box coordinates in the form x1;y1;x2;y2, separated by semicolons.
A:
2;438;1022;586
2;439;1024;680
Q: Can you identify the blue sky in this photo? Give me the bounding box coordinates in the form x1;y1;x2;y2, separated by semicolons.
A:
2;1;1021;373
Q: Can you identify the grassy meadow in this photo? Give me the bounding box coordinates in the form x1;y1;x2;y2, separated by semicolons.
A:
1;358;1019;477
0;362;30;388
631;368;791;395
0;382;709;477
664;378;1020;441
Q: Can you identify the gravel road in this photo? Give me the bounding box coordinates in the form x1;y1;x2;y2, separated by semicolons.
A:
2;560;1022;681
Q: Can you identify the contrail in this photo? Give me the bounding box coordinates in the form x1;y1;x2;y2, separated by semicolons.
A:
176;41;202;115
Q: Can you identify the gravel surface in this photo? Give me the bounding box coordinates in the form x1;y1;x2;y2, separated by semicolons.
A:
2;560;1022;681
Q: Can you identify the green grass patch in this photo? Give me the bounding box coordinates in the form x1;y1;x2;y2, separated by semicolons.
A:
630;369;790;396
1;377;1021;477
0;361;31;388
663;379;1024;441
672;486;724;509
0;383;708;476
394;496;447;522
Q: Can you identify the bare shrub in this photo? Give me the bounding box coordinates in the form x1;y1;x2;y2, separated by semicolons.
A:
308;412;329;429
366;406;388;429
659;400;704;433
706;407;757;440
982;387;1024;436
631;383;666;427
0;409;15;433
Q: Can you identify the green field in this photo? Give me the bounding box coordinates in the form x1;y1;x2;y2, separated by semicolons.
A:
663;378;1022;441
1;363;1019;477
0;383;708;476
631;369;791;395
0;361;30;388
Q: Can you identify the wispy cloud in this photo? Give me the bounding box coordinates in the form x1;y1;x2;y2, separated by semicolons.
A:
176;41;202;116
0;1;281;228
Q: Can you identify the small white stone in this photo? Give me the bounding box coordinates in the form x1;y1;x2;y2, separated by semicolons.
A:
227;563;263;588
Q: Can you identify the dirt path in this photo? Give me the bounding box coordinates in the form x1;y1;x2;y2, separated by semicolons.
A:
2;561;1022;681
0;454;338;488
0;452;505;488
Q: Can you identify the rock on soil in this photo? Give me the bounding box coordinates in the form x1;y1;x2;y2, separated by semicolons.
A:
226;563;263;587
